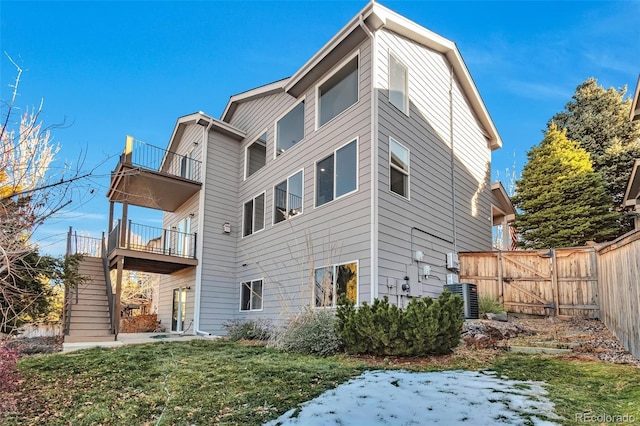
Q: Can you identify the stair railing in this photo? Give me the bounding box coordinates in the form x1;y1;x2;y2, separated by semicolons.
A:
100;232;116;335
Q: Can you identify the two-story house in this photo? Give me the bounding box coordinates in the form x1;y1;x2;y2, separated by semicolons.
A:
102;1;503;337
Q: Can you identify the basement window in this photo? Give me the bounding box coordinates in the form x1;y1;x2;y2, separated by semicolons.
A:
240;279;263;311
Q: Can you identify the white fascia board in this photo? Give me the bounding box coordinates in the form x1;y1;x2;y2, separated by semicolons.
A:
284;2;376;94
630;74;640;122
221;79;288;123
623;159;640;207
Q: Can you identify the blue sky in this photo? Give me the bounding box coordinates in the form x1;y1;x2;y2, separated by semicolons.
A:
2;1;639;256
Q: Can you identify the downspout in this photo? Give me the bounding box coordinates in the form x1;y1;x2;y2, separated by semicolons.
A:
449;63;458;253
359;14;379;302
194;118;214;336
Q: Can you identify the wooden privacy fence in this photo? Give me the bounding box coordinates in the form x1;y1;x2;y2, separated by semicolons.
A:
597;230;640;360
459;247;599;318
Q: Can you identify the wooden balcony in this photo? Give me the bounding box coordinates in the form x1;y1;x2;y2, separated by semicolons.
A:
107;136;202;212
107;220;197;274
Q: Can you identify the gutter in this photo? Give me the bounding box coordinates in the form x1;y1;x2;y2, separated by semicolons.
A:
359;14;379;303
194;117;214;336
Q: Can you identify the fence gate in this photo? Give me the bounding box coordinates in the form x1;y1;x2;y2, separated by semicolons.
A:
459;248;599;318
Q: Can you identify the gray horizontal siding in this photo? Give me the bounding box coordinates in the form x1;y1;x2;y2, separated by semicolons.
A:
226;40;374;325
376;29;492;299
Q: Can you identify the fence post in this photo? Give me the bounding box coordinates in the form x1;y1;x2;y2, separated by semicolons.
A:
551;249;560;316
498;251;504;305
66;226;72;255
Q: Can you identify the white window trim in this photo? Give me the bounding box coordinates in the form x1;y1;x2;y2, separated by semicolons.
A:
315;50;360;131
273;97;306;160
389;136;410;201
313;259;360;308
241;191;266;238
239;278;264;312
272;168;305;226
388;51;409;116
244;129;268;181
313;137;359;209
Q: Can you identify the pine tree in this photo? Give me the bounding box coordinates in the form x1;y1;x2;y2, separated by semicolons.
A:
512;125;619;249
549;78;640;234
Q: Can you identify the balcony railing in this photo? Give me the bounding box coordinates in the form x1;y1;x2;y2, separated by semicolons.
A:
68;232;103;258
108;220;197;259
123;137;202;183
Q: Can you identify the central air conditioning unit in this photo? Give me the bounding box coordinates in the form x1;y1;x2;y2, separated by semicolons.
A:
444;283;479;319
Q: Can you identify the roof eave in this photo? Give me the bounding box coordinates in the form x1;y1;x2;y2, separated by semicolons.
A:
623;159;640;207
221;79;288;123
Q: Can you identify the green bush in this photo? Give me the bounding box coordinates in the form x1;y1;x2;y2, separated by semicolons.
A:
269;308;341;357
222;319;272;341
478;296;504;318
336;291;464;356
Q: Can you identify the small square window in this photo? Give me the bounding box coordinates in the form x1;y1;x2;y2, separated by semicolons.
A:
240;279;263;311
314;262;357;307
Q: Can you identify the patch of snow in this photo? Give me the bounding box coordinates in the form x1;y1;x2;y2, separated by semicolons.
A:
265;370;560;425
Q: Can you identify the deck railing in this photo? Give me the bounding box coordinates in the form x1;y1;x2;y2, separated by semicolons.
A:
108;219;197;259
122;137;202;182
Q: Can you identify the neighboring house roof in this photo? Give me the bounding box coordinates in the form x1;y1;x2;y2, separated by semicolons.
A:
491;181;516;225
220;1;502;150
631;74;640;122
623;159;640;208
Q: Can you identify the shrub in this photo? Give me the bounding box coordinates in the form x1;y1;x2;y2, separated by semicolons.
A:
222;319;272;342
269;308;341;357
336;291;464;356
479;296;504;318
0;343;20;415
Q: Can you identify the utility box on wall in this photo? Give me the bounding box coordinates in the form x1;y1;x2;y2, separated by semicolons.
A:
444;283;479;319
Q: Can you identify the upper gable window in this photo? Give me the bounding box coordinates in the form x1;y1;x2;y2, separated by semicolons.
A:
389;54;408;114
318;55;359;127
276;101;305;157
246;132;267;178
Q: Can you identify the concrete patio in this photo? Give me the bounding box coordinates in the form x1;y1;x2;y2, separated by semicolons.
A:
62;332;217;353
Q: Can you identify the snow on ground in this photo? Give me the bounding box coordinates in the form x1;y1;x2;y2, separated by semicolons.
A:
265;370;561;425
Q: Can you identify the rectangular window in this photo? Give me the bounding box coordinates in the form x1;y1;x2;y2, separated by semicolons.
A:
390;138;409;198
389;54;408;114
316;139;357;207
276;101;305;156
314;262;357;307
274;170;303;224
243;193;265;237
318;55;359;127
180;149;195;180
240;279;263;311
246;132;267;178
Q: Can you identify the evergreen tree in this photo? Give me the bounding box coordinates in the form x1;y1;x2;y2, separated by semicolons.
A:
549;78;640;234
512;125;619;249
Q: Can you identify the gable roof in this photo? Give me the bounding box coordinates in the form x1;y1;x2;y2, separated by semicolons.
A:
165;111;245;155
220;1;502;150
631;74;640;122
491;181;516;225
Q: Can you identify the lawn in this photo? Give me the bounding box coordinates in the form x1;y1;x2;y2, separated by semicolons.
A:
6;340;640;425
